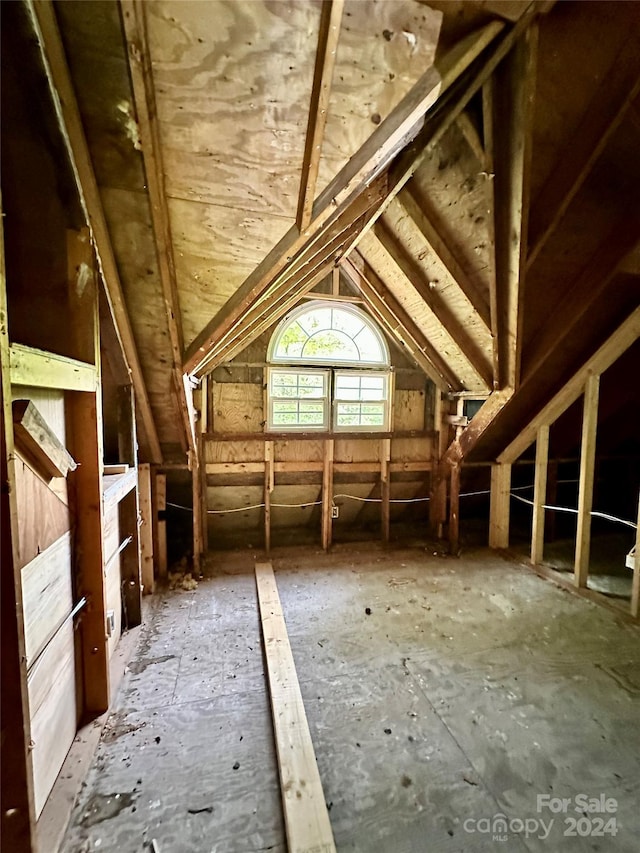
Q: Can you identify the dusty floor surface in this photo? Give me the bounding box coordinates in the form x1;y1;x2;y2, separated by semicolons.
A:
59;542;640;853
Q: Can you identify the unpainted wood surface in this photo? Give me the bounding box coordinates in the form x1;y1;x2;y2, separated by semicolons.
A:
21;531;73;667
100;187;182;450
14;452;70;571
12;399;76;480
27;620;77;818
358;231;480;391
255;561;336;853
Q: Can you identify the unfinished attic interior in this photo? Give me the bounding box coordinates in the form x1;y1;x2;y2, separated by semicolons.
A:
1;0;640;850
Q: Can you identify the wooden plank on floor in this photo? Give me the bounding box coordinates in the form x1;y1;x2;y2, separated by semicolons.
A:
255;561;336;853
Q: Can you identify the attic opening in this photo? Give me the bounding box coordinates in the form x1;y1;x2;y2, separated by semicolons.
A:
266;301;392;432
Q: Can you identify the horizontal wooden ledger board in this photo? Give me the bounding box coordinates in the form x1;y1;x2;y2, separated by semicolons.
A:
255;561;336;853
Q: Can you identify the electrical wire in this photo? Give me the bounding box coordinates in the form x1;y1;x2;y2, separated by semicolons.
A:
511;493;637;530
169;481;637;531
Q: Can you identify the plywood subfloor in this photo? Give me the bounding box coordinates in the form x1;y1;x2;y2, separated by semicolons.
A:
60;544;640;853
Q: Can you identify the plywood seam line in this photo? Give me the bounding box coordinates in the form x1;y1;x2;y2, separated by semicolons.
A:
183;18;515;377
121;0;194;457
255;561;336;853
27;0;162;463
297;0;345;233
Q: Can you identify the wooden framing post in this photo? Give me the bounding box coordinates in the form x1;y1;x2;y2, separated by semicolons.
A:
575;373;600;588
264;441;273;552
0;193;37;852
631;493;640;619
381;438;391;543
449;463;460;555
66;228;110;715
138;462;154;593
429;390;447;537
119;488;142;628
155;473;167;578
199;376;209;555
531;424;549;565
321;439;334;550
489;462;511;549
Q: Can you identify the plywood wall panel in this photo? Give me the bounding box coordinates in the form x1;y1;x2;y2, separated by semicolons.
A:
212;383;264;433
27;622;76;817
100;187;181;447
14;453;70;571
21;532;73;667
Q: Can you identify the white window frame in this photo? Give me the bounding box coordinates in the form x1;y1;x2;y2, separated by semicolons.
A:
268;301;390;367
266;367;330;431
332;370;391;432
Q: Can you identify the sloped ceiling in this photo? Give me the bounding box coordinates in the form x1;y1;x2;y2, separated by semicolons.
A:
46;0;640;463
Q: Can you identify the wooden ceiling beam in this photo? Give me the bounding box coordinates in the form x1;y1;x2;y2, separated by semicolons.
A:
27;0;162;463
372;223;492;390
491;21;538;389
297;0;344;233
183;19;508;377
398;187;491;329
121;0;194;456
527;34;640;270
498;306;640;464
342;256;459;391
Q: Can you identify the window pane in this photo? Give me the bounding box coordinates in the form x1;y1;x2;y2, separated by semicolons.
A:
336;400;386;429
302;330;359;360
271;303;389;365
353;326;384;362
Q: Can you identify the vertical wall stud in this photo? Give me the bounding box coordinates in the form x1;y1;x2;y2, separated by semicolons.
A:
574;373;600;588
631;493;640;619
489;462;511;549
531;424;549;565
138;462;154;593
449;462;460;554
321;439;334;550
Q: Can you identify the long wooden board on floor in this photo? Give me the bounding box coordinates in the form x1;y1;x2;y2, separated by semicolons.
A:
255;561;336;853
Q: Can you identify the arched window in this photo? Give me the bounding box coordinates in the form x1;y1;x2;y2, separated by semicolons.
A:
267;301;392;432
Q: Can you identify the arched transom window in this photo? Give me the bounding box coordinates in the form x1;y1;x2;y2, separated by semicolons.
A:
267;302;392;432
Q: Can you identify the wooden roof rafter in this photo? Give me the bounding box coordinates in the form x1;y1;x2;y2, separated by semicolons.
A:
183;18;512;378
349;2;540;259
490;19;538;390
194;177;387;373
523;217;640;383
296;0;344;233
398;186;492;330
527;34;640;271
498;306;640;464
342;256;459;391
28;0;163;463
121;0;195;456
373;218;493;390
